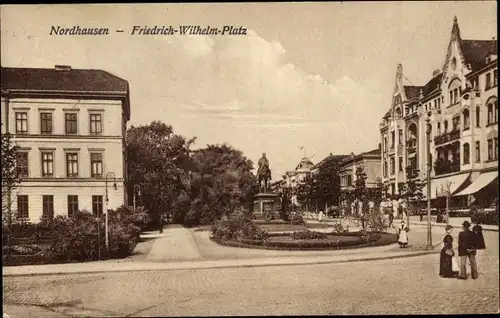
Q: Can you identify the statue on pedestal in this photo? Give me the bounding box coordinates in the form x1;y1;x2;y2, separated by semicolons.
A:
257;152;272;193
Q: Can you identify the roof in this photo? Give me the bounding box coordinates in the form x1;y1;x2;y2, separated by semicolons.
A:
403;85;423;101
362;148;381;157
1;66;131;119
422;73;443;97
460;39;497;71
295;157;315;170
340;148;381;166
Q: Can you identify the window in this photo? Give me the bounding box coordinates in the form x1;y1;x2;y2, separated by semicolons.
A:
42;195;54;219
384;137;388;152
398;129;403;145
65;113;78;134
91;153;103;178
398;157;403;172
41;152;54;177
463;143;470;164
486;73;491;90
390;157;395;175
40;113;53;134
444;121;448;133
476;106;480;127
487;99;498;125
452;117;460;132
475;141;480;162
437;122;441;135
67;195;79;217
487;139;493;160
92;195;103;216
16;152;29;177
17;195;29;219
496;137;499;160
494;70;498;87
391;131;395;148
66;153;79;177
347;175;352;186
463;109;470;130
89;114;102;135
383;161;387;177
15;112;28;134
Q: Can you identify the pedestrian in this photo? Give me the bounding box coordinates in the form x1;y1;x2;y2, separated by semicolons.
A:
439;225;459;278
472;217;486;250
397;220;409;248
318;210;324;223
159;216;164;234
419;209;424;222
388;212;394;229
457;221;478;280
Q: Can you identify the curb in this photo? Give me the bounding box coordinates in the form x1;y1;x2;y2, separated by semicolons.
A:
3;249;440;278
409;222;499;232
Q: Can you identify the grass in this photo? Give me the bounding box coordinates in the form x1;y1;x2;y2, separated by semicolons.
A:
257;223;332;232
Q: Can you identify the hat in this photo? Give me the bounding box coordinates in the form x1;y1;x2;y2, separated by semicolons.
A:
445;225;453;231
462;220;471;228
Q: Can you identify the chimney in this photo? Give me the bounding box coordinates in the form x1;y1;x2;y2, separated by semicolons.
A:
432;69;441;78
55;65;71;71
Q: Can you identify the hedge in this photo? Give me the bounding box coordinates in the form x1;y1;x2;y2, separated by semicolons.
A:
210;232;397;251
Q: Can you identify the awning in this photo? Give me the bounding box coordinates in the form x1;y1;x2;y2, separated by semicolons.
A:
453;171;498;196
421;173;471;200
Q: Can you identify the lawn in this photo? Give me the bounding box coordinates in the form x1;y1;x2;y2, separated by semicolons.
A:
257;222;332;232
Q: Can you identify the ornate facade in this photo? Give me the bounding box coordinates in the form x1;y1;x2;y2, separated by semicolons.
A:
379;17;498;210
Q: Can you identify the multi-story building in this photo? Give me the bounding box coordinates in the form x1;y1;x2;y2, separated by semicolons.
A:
1;65;131;222
379;17;497;210
282;156;315;206
339;147;382;214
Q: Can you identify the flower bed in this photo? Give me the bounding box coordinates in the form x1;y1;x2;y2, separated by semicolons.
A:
210;231;397;251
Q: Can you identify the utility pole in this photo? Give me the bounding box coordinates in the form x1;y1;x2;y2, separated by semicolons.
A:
425;115;433;249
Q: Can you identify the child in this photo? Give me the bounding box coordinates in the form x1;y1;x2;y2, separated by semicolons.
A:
398;220;409;248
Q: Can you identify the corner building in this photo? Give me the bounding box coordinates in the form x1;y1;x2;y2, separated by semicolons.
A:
1;65;130;222
379;17;498;210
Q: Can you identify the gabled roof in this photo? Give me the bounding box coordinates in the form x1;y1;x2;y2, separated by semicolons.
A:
460;39;497;71
422;73;443;97
1;66;131;119
404;85;423;101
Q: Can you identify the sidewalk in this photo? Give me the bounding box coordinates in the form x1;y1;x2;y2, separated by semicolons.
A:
2;247;439;277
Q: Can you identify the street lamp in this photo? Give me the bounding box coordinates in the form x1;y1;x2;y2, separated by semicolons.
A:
105;172;117;250
425;113;433;249
133;184;141;211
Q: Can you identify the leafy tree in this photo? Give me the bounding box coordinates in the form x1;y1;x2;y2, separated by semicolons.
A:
399;172;425;226
189;144;256;225
125;121;196;225
279;187;292;221
1;132;20;223
353;166;368;229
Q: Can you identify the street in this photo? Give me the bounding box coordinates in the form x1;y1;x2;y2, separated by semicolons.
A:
3;230;498;316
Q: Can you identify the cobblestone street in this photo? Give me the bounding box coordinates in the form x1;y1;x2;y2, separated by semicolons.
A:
3;232;498;316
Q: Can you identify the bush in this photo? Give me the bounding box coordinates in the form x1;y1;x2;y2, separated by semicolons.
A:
290;229;327;240
210;211;269;241
470;208;498;225
290;213;304;225
330;223;348;234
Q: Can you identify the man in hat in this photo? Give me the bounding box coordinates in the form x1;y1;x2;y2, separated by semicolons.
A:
457;220;478;279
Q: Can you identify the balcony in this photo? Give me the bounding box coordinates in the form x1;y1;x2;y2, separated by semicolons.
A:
434;130;461;146
434;157;460;176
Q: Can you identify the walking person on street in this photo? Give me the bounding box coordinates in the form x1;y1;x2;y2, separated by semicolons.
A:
159;215;164;234
472;217;486;250
439;225;459;278
388;212;394;229
458;221;478;280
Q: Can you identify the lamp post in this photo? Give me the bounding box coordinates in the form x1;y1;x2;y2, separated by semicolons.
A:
105;172;117;250
133;184;141;211
425;114;433;249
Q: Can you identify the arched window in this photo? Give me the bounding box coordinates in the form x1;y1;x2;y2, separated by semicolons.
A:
463;143;470;164
449;78;461;105
487;97;498;125
463;109;470;130
488;103;493;124
476;106;480;127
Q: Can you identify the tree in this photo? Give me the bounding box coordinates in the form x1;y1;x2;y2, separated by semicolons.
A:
189;144;256;225
399;172;425;227
353;165;368;229
1;132;20;223
126;121;196;226
279;187;292;221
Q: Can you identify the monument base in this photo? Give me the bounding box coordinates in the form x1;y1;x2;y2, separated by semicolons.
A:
253;192;280;221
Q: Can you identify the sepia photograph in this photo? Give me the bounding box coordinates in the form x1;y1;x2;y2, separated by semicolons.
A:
1;2;498;316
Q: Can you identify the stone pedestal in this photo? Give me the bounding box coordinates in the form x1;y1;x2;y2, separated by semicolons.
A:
253;192;280;221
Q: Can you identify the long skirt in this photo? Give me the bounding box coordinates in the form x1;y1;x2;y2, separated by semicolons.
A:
439;249;458;277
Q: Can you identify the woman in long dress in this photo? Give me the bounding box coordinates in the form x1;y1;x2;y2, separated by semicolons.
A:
397;220;408;248
439;225;459;278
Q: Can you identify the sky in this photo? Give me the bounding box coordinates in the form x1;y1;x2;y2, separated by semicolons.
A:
1;2;497;180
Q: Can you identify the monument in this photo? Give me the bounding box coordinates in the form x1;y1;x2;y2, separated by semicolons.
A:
253;152;280;221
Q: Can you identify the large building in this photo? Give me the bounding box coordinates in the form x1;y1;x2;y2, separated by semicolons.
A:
338;147;382;215
1;65;131;222
379;17;497;210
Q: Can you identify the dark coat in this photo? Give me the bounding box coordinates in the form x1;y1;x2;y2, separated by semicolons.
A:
472;225;486;250
458;229;475;256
